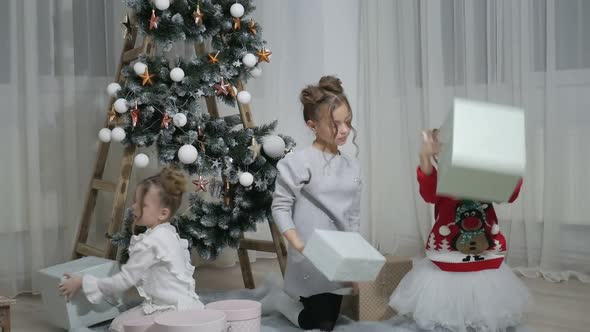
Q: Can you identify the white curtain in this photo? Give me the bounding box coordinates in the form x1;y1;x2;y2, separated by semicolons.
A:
0;0;128;297
359;0;590;282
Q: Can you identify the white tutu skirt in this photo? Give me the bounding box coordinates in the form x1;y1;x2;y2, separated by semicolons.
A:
389;258;531;332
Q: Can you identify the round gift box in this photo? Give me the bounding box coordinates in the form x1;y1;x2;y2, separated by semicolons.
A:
122;315;155;332
153;309;227;332
205;300;261;332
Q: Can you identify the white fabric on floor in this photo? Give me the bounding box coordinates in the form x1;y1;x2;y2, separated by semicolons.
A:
74;281;532;332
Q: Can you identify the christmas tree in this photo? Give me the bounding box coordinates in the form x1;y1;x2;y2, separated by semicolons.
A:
492;239;503;253
426;233;437;251
439;238;451;253
105;0;295;262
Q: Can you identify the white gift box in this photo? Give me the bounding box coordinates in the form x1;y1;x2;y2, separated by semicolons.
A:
123;315;156;332
303;230;386;282
436;98;526;202
38;256;122;330
205;300;261;332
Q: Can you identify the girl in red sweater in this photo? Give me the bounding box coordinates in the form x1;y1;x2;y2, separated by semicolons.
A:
389;129;530;332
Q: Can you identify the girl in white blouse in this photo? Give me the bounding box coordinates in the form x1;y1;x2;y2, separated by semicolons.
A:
58;167;204;331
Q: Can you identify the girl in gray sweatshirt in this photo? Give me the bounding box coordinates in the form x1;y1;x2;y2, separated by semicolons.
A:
268;76;362;331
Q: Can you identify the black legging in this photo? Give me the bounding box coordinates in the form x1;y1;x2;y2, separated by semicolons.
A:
297;293;343;331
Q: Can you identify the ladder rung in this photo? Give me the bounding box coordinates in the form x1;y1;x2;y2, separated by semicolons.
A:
122;47;143;63
76;243;104;257
239;239;276;252
92;179;117;192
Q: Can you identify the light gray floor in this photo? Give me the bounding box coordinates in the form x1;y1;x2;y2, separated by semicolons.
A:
9;258;590;332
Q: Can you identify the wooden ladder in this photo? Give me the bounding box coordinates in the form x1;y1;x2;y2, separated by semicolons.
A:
72;14;287;289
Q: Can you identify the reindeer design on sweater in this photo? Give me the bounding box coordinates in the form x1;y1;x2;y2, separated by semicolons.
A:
452;201;494;262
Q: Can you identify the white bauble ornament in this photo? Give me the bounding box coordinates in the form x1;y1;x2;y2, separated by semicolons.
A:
134;153;149;168
172;113;187;127
178;144;198;164
154;0;170;10
230;3;245;18
237;91;251;104
98;128;112;142
491;224;500;235
242;53;257;68
169;67;185;82
438;225;451;236
114;98;128;114
133;62;147;75
250;66;262;78
111;127;126;142
239;172;254;187
263;135;286;158
106;83;121;97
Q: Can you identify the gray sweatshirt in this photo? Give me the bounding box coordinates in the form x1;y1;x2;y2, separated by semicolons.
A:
272;146;362;298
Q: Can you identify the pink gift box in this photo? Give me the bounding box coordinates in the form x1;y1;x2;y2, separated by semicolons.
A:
153;309;227;332
205;300;261;332
123;315;156;332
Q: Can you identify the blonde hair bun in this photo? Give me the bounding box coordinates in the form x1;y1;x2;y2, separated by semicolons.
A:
158;167;186;197
318;75;343;94
299;86;324;106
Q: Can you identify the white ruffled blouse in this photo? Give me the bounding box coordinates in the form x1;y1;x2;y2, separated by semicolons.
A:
82;223;204;314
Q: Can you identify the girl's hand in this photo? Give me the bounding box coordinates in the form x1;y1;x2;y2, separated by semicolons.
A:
58;273;82;302
419;129;440;175
420;129;440;159
283;229;306;254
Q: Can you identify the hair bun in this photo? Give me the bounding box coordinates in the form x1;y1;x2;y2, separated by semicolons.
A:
300;86;324;105
158;167;186;197
318;75;343;94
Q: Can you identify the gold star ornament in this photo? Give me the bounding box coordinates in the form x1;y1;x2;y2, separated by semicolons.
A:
248;18;257;35
139;67;155;86
208;51;220;64
233;17;241;30
256;48;272;63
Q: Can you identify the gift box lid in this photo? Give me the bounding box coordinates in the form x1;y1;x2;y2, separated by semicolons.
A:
443;98;526;175
308;230;385;261
122;315;155;332
154;309;226;329
435;98;526;202
205;300;261;321
39;256;117;277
